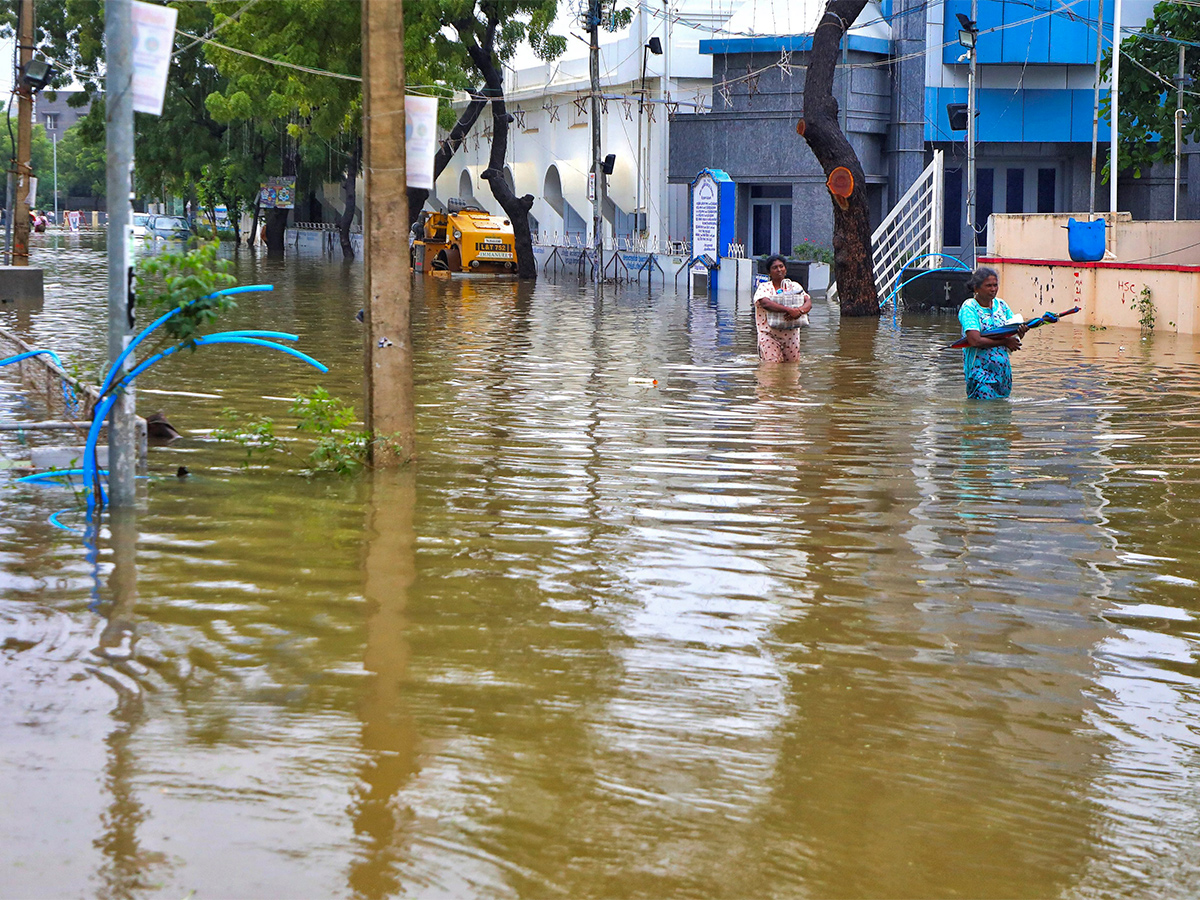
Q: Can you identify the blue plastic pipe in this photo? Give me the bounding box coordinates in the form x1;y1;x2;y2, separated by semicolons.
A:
98;284;275;399
0;348;66;368
17;468;105;483
83;333;327;510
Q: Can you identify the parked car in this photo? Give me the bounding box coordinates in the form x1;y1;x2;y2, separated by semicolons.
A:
131;212;150;238
146;214;192;241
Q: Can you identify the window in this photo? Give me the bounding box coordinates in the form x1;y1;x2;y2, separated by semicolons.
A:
43;112;59;130
1006;168;1025;214
747;184;793;256
943;168;962;247
975;167;994;247
1037;168;1056;213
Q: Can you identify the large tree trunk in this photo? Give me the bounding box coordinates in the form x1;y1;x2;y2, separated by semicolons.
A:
407;88;489;231
338;137;361;259
248;196;262;247
459;28;537;279
802;0;878;317
264;207;289;258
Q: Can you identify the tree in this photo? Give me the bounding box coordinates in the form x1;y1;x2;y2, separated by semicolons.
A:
31;1;270;222
1101;1;1200;180
54;122;106;202
800;0;879;317
450;0;565;279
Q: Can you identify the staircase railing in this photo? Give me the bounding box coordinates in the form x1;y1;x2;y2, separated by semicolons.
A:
828;150;944;306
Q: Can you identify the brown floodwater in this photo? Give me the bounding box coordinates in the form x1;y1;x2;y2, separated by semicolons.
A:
3;233;1200;898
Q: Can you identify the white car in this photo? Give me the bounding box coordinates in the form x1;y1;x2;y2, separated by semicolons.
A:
131;212;150;237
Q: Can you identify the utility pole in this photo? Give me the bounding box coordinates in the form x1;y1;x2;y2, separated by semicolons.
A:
1089;0;1104;217
966;0;978;267
106;0;137;506
1175;46;1188;221
13;0;34;265
361;0;414;464
588;0;605;261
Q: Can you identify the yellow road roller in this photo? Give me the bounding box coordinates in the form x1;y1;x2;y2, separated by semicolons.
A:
411;199;517;274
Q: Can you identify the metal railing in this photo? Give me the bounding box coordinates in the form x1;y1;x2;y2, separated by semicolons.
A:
829;150;944;306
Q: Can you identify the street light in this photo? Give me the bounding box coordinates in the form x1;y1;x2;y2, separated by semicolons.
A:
18;57;54;92
957;10;979;265
636;36;663;238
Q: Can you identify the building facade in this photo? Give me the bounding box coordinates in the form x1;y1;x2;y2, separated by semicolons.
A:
35;88;92;140
435;0;1188;262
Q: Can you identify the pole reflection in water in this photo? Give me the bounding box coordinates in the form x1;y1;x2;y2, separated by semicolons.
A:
89;508;163;898
350;469;419;898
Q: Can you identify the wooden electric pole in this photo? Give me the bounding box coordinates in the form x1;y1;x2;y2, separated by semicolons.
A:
361;0;414;464
13;0;34;265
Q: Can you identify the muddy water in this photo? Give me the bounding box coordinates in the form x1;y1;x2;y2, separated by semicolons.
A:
2;234;1200;898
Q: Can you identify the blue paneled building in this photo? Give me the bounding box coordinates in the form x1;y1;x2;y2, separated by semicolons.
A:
669;0;1181;265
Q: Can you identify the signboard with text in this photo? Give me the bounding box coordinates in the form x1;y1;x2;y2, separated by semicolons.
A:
688;168;736;290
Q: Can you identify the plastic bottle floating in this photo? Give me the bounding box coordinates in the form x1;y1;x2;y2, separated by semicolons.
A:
628;377;658;386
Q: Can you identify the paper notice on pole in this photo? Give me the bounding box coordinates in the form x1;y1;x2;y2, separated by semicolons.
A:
131;1;179;116
405;96;439;189
26;176;36;208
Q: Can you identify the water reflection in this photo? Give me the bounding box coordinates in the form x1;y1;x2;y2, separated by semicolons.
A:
3;237;1200;896
351;471;419;898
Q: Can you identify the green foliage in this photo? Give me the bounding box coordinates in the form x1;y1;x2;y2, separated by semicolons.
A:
1;118;53;189
1134;285;1156;332
1100;1;1200;178
53;123;106;199
791;240;835;264
134;242;237;347
214;388;389;476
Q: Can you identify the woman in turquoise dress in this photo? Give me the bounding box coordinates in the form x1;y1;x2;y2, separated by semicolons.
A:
958;267;1028;399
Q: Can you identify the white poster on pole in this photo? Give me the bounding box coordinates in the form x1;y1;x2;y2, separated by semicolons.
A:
131;0;179;116
26;176;36;208
405;96;439;190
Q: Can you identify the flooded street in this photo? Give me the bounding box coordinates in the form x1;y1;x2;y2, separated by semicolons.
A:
3;234;1200;898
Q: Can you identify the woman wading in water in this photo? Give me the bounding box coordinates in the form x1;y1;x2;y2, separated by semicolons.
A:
753;255;812;362
958;266;1028;399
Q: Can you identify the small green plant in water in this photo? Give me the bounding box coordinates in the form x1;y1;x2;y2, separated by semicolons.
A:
1134;285;1155;333
135;241;237;348
214;388;395;476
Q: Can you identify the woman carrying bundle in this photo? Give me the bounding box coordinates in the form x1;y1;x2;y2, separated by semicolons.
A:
753;254;812;362
958;266;1028;399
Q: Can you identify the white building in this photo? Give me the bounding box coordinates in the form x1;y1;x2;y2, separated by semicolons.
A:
431;1;732;251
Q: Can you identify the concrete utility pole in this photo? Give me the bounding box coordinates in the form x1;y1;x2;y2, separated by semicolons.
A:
13;0;34;265
966;0;978;267
105;0;137;506
589;0;605;259
361;0;414;464
1089;0;1104;217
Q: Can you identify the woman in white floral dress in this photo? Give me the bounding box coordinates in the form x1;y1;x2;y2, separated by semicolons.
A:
753;255;812;362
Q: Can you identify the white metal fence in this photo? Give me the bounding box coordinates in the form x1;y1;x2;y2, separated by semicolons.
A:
829;150;944;306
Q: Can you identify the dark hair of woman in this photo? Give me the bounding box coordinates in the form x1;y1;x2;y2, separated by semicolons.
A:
967;266;999;290
765;254;787;269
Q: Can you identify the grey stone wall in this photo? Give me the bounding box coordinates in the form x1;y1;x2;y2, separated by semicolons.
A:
670;48;892;253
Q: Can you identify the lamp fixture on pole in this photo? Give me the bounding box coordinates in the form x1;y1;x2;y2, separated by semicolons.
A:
636;36;663;237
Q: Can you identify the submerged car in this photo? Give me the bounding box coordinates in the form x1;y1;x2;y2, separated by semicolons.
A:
147;214;192;241
131;212;150;237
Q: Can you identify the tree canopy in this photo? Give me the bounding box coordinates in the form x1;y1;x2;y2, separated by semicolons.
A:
1103;1;1200;177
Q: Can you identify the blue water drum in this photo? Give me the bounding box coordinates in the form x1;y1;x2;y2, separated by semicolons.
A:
1067;218;1106;262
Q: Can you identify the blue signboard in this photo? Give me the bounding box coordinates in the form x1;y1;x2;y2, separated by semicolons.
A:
689;168;736;291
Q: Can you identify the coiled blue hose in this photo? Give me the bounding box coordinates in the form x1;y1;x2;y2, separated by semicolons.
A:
1;348;81;415
83;333;327;510
97;284;275;399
